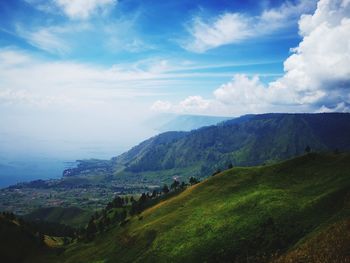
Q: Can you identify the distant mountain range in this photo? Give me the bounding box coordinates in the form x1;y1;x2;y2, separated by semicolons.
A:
64;113;350;184
153;114;231;132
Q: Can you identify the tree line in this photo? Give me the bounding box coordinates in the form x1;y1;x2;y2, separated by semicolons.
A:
83;176;201;240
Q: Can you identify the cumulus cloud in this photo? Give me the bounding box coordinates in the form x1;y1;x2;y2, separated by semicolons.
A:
157;0;350;115
271;0;350;109
214;75;265;105
184;0;315;52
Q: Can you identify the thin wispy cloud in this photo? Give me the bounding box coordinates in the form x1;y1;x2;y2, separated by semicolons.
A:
183;0;316;53
26;0;117;20
15;25;71;55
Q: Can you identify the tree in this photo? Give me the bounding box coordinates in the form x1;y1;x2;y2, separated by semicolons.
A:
124;196;129;204
98;220;105;233
162;184;169;194
151;190;158;198
212;169;221;176
139;193;148;203
63;237;69;245
305;145;311;154
228;163;233;169
86;218;97;240
189;177;200;185
112;196;124;208
170;180;180;190
37;232;45;246
120;209;127;221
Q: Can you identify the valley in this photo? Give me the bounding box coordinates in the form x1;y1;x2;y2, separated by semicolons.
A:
1;113;350;262
1;113;350;215
2;152;349;262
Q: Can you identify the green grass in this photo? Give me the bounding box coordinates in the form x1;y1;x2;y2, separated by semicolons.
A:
44;153;350;262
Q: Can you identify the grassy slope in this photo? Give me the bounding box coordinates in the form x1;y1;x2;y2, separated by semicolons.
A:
274;219;350;262
0;215;48;263
53;153;350;263
24;207;92;228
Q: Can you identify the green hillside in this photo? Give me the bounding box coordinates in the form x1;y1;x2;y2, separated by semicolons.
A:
47;152;350;263
63;113;350;185
24;207;92;228
119;113;350;172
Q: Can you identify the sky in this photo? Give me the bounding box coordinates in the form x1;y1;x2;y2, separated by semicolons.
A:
0;0;349;167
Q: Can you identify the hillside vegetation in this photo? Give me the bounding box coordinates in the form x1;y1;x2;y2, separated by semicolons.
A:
24;207;92;228
0;213;48;263
49;153;350;263
64;113;350;185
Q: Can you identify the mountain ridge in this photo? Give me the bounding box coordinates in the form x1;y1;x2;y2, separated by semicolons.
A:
61;112;350;184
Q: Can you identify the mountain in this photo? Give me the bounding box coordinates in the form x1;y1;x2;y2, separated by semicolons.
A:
43;152;350;262
155;114;231;132
2;113;350;216
112;113;350;181
61;113;350;185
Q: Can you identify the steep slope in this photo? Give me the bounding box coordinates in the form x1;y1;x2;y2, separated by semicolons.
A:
275;219;350;263
59;113;350;185
115;113;350;178
55;153;350;263
0;214;48;263
24;207;91;228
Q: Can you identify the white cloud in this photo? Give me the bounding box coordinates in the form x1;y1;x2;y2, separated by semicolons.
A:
151;96;212;115
317;102;350;113
179;96;211;112
54;0;117;20
26;0;117;20
214;74;265;106
271;0;350;108
158;0;350;115
0;48;175;156
0;48;169;109
185;13;253;52
151;100;172;112
184;0;316;52
0;49;31;66
103;16;154;53
16;26;70;55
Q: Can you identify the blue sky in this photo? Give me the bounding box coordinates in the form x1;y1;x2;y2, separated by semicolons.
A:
0;0;349;161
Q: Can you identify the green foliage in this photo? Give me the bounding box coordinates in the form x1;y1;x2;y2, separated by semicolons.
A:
0;213;50;263
162;184;169;194
24;207;92;228
120;113;350;176
170;180;180;190
189;177;200;185
48;153;350;263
